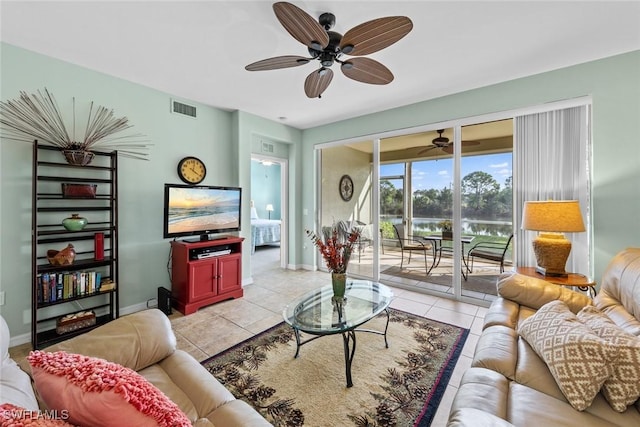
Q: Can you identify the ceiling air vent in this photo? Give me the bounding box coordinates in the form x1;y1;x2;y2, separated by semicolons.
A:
262;142;274;153
171;100;197;118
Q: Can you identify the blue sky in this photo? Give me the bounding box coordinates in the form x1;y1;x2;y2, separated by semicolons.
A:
381;152;512;191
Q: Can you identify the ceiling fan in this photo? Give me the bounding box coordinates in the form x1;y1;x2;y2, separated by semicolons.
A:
245;2;413;98
418;129;481;155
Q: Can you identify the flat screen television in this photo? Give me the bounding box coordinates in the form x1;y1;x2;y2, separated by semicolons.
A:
163;183;242;241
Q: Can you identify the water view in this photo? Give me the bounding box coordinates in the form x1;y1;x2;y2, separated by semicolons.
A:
381;216;513;237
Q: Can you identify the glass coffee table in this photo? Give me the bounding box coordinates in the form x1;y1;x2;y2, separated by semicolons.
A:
282;280;393;388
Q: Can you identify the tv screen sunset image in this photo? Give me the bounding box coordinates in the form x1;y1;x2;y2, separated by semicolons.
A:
167;187;241;235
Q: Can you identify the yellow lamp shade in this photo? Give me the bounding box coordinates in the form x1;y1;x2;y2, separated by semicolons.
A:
521;200;585;233
522;200;585;276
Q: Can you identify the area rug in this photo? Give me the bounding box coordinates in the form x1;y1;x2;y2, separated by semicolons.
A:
381;264;499;296
202;309;468;427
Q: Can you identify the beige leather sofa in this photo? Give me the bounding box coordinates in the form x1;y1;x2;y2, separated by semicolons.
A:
448;248;640;426
21;309;272;426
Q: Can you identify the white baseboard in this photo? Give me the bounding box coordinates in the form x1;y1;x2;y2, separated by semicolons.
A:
120;301;150;316
244;260;314;283
10;263;323;348
280;263;314;270
9;332;30;349
9;302;156;348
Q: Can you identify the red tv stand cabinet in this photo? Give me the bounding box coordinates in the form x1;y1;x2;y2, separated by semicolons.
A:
170;237;244;315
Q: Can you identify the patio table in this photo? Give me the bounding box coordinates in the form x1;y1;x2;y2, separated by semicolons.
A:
422;234;475;279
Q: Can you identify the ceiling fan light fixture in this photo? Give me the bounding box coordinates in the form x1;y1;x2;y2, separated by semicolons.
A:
341;44;354;54
432;129;449;145
320;52;334;67
327;31;343;51
310;41;323;51
319;12;336;30
247;2;413;97
307;48;321;58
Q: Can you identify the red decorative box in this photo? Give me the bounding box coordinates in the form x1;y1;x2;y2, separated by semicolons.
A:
61;183;97;198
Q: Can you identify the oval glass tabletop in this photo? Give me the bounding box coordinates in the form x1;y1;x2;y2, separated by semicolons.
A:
282;280;393;334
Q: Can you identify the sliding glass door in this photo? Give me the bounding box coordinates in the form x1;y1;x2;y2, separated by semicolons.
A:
317;122;513;303
380;164;404;245
459;123;513;300
378;130;455;294
316;101;589;305
318;143;376;279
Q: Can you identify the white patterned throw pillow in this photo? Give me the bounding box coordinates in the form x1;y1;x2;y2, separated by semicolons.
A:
517;300;619;411
578;306;640;412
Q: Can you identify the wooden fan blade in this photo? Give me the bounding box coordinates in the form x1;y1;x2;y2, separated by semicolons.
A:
340;16;413;56
442;141;481;154
273;2;329;50
304;68;333;98
417;145;438;156
245;55;311;71
341;57;393;85
461;140;481;146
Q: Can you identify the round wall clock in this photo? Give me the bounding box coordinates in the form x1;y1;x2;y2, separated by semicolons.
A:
339;174;354;202
177;156;207;185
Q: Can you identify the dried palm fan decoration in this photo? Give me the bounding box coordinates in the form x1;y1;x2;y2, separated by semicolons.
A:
0;88;150;165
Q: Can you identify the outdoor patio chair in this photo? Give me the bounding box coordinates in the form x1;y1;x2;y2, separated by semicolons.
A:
392;224;435;275
353;221;374;262
323;220;374;262
467;234;514;273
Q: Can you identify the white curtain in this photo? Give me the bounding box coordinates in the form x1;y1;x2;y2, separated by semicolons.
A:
514;105;591;275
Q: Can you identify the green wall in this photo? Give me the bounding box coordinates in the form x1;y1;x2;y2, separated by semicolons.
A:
0;43;301;340
320;146;373;226
2;40;639;342
234;111;302;271
251;162;282;220
301;50;640;281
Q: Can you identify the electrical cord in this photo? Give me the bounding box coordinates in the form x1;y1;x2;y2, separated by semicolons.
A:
145;240;176;310
167;240;174;282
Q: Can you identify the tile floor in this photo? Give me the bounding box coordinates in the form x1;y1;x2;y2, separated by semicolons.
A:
335;242;501;303
9;245;487;426
170;246;486;426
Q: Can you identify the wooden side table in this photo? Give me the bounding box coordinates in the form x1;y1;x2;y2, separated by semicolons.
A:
516;267;597;298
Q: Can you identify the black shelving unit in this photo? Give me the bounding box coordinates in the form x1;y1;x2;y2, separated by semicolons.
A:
32;143;119;349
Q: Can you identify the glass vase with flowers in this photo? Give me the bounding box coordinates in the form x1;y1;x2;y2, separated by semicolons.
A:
306;225;361;300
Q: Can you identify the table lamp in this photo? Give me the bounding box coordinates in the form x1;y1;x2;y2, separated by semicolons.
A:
521;200;585;276
266;204;274;220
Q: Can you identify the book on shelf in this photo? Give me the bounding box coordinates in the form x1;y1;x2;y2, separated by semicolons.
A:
99;279;116;292
56;275;63;301
37;270;109;303
51;275;58;302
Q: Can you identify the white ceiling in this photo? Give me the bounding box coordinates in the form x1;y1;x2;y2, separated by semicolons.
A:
2;1;639;130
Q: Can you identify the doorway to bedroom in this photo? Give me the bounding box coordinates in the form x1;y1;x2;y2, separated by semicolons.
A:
250;155;287;274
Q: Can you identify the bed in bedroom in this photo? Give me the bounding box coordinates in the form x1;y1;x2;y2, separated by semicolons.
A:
250;206;281;253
